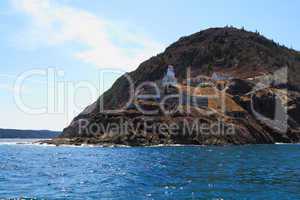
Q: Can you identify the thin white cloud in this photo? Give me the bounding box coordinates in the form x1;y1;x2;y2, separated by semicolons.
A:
0;74;16;79
0;83;14;92
0;83;23;93
0;73;46;84
11;0;164;71
0;81;32;94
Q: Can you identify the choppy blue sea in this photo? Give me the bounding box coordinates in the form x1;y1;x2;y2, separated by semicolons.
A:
0;139;299;200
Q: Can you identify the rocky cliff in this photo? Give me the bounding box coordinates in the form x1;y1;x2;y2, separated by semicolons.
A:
47;27;300;146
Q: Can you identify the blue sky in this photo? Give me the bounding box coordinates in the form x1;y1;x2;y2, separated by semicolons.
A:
0;0;299;131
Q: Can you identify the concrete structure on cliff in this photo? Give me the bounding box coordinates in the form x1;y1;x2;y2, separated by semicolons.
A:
162;65;177;87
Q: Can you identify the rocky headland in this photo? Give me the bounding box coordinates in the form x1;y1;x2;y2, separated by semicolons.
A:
43;27;300;146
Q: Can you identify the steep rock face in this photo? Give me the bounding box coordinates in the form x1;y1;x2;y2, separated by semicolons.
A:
252;90;277;119
59;27;300;145
88;27;300;111
227;79;254;95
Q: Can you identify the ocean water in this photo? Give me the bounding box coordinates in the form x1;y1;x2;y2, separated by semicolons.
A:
0;140;299;200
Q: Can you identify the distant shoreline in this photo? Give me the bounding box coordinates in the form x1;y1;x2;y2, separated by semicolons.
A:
1;138;299;148
0;128;60;139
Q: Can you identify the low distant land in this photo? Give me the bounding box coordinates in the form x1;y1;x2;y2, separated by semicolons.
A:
0;128;60;139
